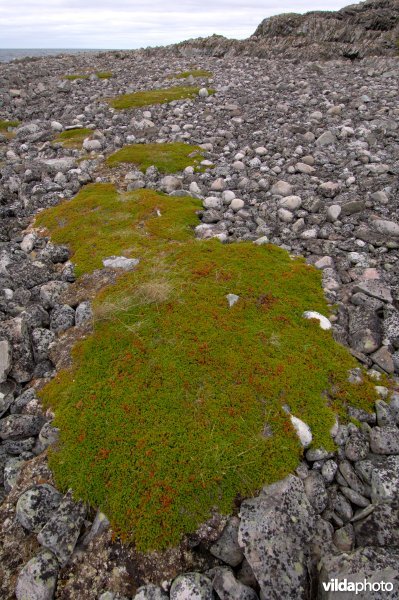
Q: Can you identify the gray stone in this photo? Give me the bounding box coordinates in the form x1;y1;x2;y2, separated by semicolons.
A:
321;460;338;483
80;507;109;546
375;400;395;427
348;307;382;354
0;391;13;418
270;180;292;196
4;456;25;491
326;204;341;222
339;461;368;496
170;573;213;600
354;501;399;547
319;182;339;198
332;523;355;552
50;305;75;333
75;301;93;326
304;471;328;514
353;281;392;304
39;281;68;309
315;131;336;146
160;176;182;193
33;422;60;454
134;584;168;599
15;550;59;600
0;414;46;440
0;317;34;382
369;455;399;503
371;347;395;374
238;475;315;600
41;158;76;174
0;339;11;382
210;516;243;567
345;430;369;461
370;426;399;455
37;491;87;566
211;567;258;600
340;486;370;508
371;219;399;238
16;484;62;533
102;256;140;271
31;328;55;362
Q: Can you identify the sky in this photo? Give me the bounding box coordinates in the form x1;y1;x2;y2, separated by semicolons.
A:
1;0;358;49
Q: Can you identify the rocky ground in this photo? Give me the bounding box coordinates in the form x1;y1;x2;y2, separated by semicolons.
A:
0;26;399;600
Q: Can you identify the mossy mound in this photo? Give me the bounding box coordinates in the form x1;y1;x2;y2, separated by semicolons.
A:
108;86;213;109
36;183;377;552
167;69;213;79
54;127;93;149
106;142;204;173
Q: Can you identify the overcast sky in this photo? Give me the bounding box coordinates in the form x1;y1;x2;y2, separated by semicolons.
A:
2;0;357;49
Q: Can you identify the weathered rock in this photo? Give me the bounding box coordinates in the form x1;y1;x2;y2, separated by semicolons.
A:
170;573;213;600
238;475;315;600
37;491;87;566
354;501;399;548
15;550;59;600
210;516;243;567
16;484;62;533
370;426;399;455
134;584;168;599
0;414;46;440
211;567;258;600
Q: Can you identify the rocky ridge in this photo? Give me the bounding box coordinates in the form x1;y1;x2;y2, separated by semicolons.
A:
175;0;399;61
0;3;399;599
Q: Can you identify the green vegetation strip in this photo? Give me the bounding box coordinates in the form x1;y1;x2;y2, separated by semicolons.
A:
107;142;204;173
108;85;213;109
64;72;113;80
167;69;213;79
36;183;377;552
0;120;20;130
54;127;93;149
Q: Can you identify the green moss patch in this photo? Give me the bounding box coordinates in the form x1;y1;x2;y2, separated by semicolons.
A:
64;74;89;80
167;69;213;79
108;86;213;110
0;120;20;139
0;119;20;130
64;72;112;80
106;142;204;173
54;127;93;149
97;71;113;79
37;183;377;552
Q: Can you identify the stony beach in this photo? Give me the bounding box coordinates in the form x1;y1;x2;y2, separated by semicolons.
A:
0;0;399;598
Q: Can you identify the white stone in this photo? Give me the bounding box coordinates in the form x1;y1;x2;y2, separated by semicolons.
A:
271;180;293;197
253;236;269;246
303;311;332;330
290;415;313;448
20;233;36;253
226;294;239;308
279;195;302;211
203;196;222;210
327;205;341;222
230;198;245;212
102;256;140;270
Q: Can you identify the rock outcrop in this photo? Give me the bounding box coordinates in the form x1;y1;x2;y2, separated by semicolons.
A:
175;0;399;60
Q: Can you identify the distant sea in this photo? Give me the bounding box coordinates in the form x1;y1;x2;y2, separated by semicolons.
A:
0;49;106;63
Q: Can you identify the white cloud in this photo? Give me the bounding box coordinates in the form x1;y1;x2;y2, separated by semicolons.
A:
1;0;358;48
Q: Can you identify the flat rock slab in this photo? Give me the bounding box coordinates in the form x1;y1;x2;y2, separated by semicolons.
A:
37;491;86;566
102;256;140;270
238;475;315;599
